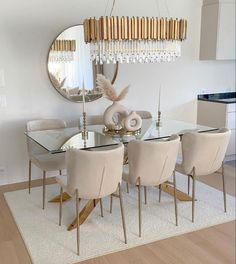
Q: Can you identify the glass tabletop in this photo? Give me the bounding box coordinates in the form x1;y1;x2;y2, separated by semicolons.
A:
25;119;217;154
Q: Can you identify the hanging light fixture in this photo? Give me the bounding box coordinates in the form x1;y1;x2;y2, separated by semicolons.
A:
83;1;187;64
49;40;76;63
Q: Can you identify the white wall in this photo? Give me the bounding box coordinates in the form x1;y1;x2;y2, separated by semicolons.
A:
0;0;235;185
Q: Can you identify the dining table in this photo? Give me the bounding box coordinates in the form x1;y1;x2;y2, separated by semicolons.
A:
25;118;217;231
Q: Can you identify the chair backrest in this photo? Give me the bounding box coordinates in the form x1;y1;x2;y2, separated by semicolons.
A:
79;115;103;128
27;119;66;132
136;111;152;119
66;144;124;199
181;128;231;176
127;135;180;186
26;119;67;156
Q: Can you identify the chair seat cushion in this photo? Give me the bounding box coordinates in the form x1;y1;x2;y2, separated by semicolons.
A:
30;152;65;171
175;162;222;176
56;175;120;197
56;175;119;196
123;164;175;186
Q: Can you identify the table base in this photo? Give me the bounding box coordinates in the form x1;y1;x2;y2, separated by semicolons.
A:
48;183;193;231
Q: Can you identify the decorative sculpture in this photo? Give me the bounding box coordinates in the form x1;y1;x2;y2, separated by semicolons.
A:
96;74;142;133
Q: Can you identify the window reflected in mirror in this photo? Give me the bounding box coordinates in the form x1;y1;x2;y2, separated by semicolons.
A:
47;25;118;103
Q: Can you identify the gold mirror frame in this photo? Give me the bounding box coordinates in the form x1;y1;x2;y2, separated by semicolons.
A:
47;24;119;103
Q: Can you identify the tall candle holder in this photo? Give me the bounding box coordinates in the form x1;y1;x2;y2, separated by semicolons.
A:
81;79;88;141
156;110;162;127
81;111;88;141
156;86;162;127
83;133;87;148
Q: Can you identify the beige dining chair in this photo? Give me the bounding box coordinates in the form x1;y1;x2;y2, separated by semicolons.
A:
121;135;180;237
124;110;152;193
176;128;231;222
56;143;126;255
26;119;67;209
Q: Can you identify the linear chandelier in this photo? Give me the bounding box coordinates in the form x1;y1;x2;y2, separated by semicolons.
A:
83;15;187;64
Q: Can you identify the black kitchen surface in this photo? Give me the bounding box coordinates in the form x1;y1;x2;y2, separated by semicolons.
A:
198;92;236;104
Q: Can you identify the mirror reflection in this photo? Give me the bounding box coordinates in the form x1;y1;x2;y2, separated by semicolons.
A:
47;25;118;102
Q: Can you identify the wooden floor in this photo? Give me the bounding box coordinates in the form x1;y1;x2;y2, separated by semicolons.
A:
0;166;235;264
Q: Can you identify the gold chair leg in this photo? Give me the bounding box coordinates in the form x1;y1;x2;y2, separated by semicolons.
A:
59;187;63;226
138;178;142;237
192;168;196;223
100;198;104;217
159;184;162;203
110;195;113;214
173;171;178;226
118;183;127;244
43;171;46;210
144;186;147;205
28;160;31;194
222;163;227;213
188;176;190;195
126;182;129;193
76;189;80;256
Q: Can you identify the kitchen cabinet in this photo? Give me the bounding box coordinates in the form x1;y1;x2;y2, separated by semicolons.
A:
197;92;236;159
200;0;235;60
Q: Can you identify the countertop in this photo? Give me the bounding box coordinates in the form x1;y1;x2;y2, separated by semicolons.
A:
198;92;236;104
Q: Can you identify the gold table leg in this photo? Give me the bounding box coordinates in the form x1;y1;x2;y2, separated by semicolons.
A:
49;192;71;202
161;183;193;201
49;192;100;231
50;181;193;232
67;199;99;231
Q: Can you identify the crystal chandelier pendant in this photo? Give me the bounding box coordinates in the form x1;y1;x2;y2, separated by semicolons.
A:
83;17;187;64
89;39;182;64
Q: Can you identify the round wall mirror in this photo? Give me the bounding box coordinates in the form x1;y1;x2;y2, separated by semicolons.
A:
47;25;118;102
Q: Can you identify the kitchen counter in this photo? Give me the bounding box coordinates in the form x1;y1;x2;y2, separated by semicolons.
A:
197;92;235;159
198;92;236;104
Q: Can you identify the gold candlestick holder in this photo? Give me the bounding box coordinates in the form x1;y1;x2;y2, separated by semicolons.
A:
156;110;162;127
83;137;87;148
82;111;88;141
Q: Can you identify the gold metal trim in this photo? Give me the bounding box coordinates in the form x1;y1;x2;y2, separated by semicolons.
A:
84;16;187;43
50;40;76;52
103;127;141;136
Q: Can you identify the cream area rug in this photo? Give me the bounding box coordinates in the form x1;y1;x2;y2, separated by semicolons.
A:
4;173;235;264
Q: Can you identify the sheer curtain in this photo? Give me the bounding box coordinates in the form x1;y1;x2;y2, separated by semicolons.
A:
49;25;94;91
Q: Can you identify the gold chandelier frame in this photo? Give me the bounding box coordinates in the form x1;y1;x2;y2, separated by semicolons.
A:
50;40;76;52
83;16;187;43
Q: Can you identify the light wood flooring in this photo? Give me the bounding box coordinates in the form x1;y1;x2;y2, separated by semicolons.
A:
0;165;235;264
